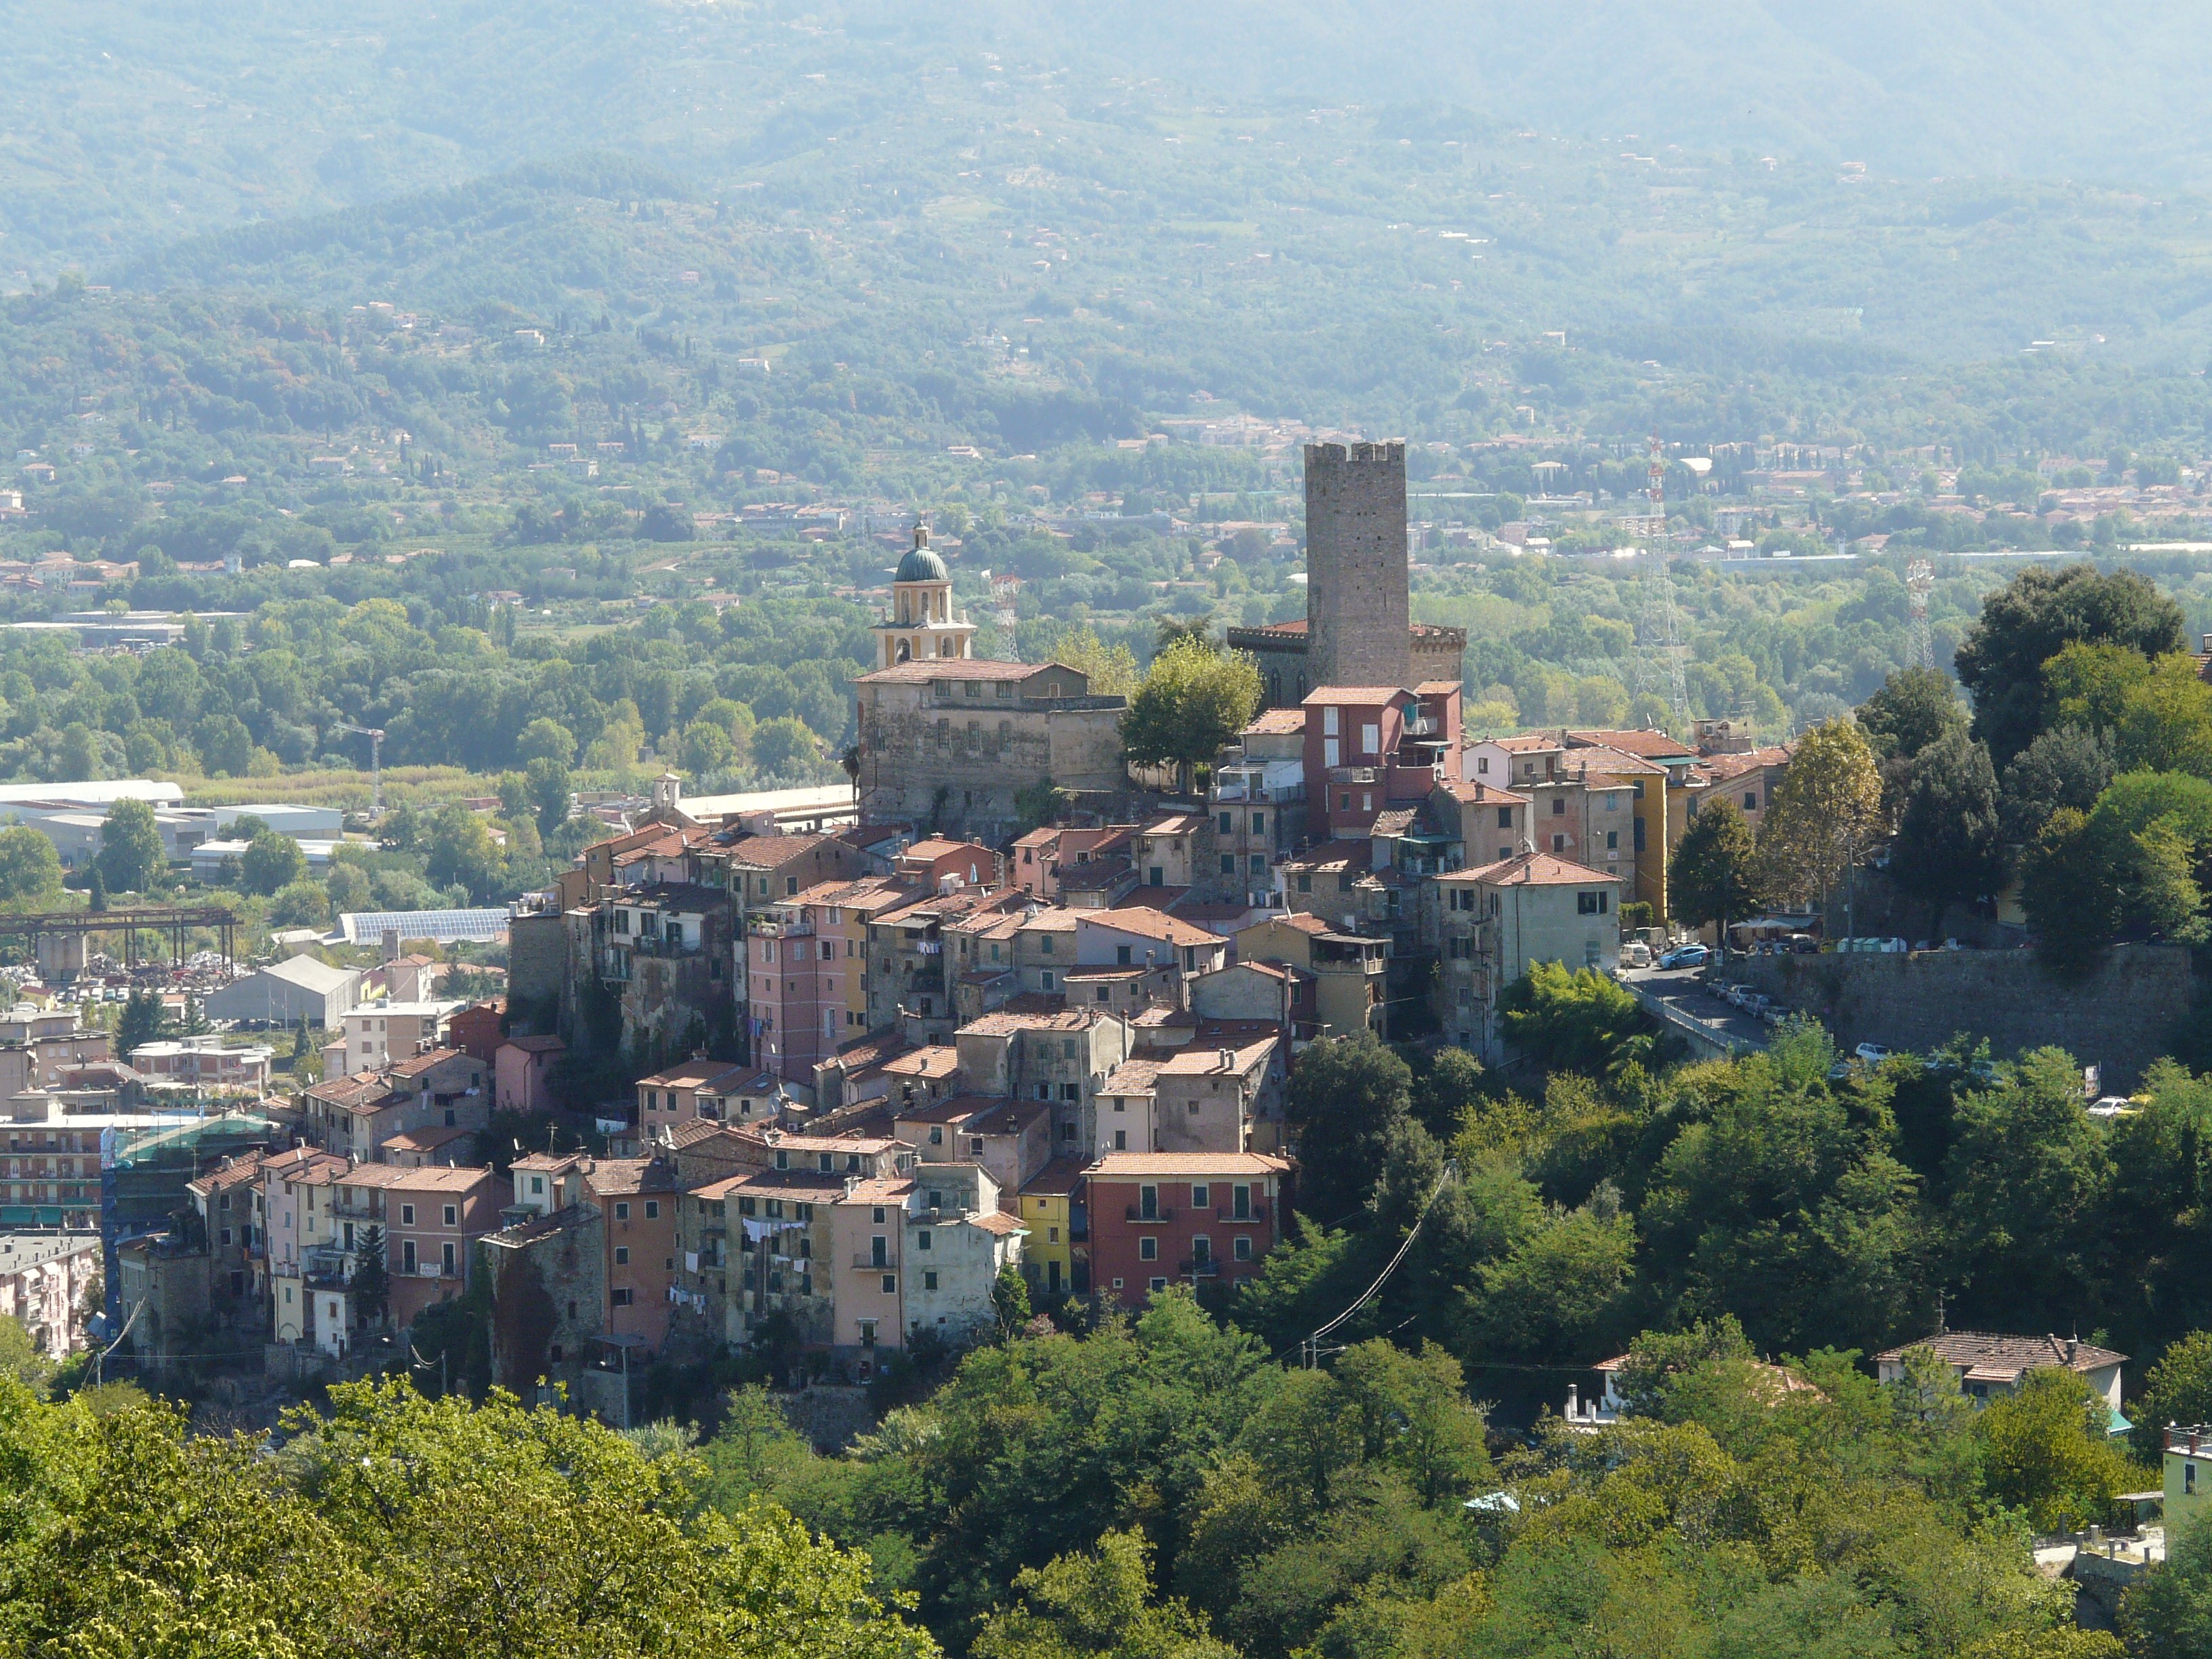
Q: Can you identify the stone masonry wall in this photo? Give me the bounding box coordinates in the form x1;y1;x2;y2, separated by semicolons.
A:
1734;943;2200;1090
1305;441;1410;691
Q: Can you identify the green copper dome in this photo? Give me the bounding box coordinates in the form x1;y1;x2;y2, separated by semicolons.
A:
895;525;948;584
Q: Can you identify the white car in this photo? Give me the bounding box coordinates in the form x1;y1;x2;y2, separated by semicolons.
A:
1853;1042;1894;1064
2088;1096;2137;1118
1618;941;1652;968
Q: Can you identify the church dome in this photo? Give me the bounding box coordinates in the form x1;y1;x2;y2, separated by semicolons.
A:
894;525;949;585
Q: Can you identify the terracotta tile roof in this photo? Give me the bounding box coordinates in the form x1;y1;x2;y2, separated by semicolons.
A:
1447;851;1619;887
585;1156;678;1197
501;1033;567;1055
1700;745;1797;780
1140;813;1210;836
1437;779;1530;805
960;1004;1097;1036
1300;685;1410;705
722;833;833;868
880;1046;960;1079
389;1046;468;1078
1086;1151;1292;1177
1414;680;1463;695
1277;840;1372;874
189;1149;277;1195
839;1176;916;1204
1084;908;1222;948
1241;708;1307;737
1563;746;1668;777
1369;807;1420;838
1568;728;1696;760
638;1059;754;1091
1488;733;1564;753
1021;1156;1088;1197
1158;1036;1277;1073
1870;1330;2127;1374
854;657;1069;685
381;1124;477;1155
1101;1057;1166;1095
968;1209;1026;1235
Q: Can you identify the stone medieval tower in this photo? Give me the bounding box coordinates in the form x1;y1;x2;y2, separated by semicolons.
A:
1304;440;1410;690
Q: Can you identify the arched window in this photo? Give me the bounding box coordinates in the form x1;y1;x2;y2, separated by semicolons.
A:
896;639;912;663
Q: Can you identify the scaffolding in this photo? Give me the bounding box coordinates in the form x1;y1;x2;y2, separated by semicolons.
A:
0;905;239;978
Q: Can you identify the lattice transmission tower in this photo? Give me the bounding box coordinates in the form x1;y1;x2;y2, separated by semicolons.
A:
1634;434;1691;726
1905;560;1935;671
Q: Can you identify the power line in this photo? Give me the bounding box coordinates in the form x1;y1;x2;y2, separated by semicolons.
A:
1295;1160;1456;1368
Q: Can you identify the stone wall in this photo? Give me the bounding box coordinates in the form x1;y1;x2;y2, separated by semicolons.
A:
1734;943;2200;1089
859;698;1126;840
1305;441;1410;690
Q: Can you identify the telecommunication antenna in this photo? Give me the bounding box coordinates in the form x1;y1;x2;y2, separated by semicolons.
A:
335;722;387;817
1634;434;1691;726
1905;560;1935;671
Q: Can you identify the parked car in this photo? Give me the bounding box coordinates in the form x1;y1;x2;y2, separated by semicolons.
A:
2088;1095;2139;1118
1854;1042;1894;1064
1618;940;1652;968
1656;944;1710;970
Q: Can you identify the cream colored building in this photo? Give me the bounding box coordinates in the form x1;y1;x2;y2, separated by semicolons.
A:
1432;852;1622;1059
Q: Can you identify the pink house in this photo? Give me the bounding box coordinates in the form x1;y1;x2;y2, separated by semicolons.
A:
495;1034;567;1113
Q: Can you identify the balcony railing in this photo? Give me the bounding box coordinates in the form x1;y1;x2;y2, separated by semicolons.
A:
1216;1201;1270;1222
1179;1258;1221;1277
853;1254;898;1270
1125;1206;1174;1223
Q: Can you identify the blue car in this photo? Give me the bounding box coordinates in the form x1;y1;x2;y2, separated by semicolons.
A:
1656;945;1710;970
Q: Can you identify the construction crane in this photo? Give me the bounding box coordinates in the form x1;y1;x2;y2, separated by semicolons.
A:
334;722;386;817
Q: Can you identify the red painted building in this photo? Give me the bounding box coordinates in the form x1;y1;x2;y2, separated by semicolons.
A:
1300;683;1460;838
1083;1151;1291;1307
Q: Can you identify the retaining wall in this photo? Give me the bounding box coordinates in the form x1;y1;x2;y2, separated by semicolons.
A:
1734;943;2200;1090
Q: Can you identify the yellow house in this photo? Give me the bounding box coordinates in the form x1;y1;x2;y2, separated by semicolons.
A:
1017;1156;1086;1300
1566;730;1703;922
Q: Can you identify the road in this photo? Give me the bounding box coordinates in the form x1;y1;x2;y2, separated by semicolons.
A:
1618;966;1775;1055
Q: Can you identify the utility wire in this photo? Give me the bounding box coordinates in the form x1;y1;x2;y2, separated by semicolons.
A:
1293;1160;1456;1366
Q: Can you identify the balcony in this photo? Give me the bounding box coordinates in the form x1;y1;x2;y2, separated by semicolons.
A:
1179;1258;1221;1278
901;968;945;996
399;1263;450;1280
750;916;814;939
628;933;701;960
1216;1201;1270;1223
1125;1206;1174;1223
1328;766;1380;785
852;1254;899;1270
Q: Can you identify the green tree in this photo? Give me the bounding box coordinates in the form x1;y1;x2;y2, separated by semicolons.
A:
1944;1049;2115;1329
1753;718;1885;922
241;830;308;897
0;825;63;908
972;1529;1236;1659
1978;1368;2138;1533
752;716;820;777
514;716;577;767
1953;562;2186;765
1046;627;1141;697
1411;1048;1487;1140
1860;665;1968;764
196;711;254;777
1668;799;1764;951
96;798;167;893
352;1225;389;1324
424;805;501;901
117;987;164;1056
525;756;573;836
1119;638;1263;792
1890;729;2008;937
2123;1502;2212;1654
2001;724;2114;844
2132;1332;2212;1460
1498;961;1652;1076
993;1261;1033;1334
680;720;735;777
1284;1033;1412;1225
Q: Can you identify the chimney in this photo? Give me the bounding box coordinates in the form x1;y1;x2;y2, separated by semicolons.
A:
1218;1048;1235;1071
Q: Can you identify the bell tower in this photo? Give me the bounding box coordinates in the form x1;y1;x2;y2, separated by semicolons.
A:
874;523;975;669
